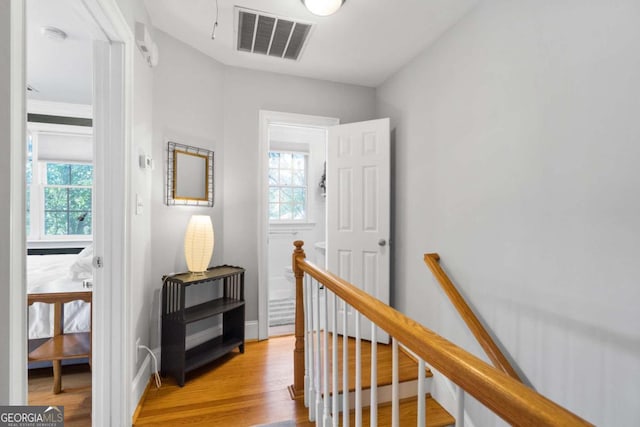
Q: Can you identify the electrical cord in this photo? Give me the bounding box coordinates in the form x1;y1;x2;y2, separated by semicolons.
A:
138;344;162;389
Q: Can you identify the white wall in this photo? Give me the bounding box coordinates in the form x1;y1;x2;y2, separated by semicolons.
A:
223;66;376;322
113;0;156;403
149;29;226;349
376;0;640;425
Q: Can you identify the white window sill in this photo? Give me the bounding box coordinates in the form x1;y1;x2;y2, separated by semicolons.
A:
269;222;316;233
28;239;93;249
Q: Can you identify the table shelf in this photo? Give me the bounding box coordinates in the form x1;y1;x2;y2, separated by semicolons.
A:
28;332;91;362
161;265;245;386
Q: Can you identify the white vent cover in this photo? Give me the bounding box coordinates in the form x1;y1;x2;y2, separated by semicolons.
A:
235;7;313;61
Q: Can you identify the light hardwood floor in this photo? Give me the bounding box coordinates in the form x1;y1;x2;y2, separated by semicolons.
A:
28;364;92;427
135;335;312;426
26;335;452;427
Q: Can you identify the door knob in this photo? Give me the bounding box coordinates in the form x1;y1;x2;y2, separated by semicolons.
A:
378;239;387;247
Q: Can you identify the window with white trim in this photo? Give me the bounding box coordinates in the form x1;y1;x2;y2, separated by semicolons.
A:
268;151;308;221
26;126;94;241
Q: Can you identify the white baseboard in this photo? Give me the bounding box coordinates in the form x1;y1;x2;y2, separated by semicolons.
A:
245;320;259;340
131;351;153;418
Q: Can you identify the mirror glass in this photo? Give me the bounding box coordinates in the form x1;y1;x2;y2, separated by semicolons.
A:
167;141;214;206
174;150;208;200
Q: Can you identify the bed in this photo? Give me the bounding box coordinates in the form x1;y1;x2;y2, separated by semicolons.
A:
27;249;93;340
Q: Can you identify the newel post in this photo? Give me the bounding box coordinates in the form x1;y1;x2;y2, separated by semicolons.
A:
289;240;306;400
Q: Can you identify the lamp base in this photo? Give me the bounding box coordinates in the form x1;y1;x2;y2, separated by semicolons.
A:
187;270;208;277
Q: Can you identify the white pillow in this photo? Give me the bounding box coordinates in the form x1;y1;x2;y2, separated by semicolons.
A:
70;244;93;280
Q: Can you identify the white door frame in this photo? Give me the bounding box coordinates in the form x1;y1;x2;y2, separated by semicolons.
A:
8;0;28;404
9;0;134;424
257;111;339;340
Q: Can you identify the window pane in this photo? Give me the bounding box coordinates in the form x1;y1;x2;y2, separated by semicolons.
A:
47;164;70;185
69;212;92;235
69;188;92;211
26;136;33;184
26;161;32;185
292;188;305;203
269;152;280;168
281;188;292;203
268;150;308;222
44;187;68;210
45;211;68;235
26;186;30;234
280;203;292;220
292;170;305;186
280;169;292;186
269;188;279;203
292;154;305;170
71;164;93;186
293;203;305;220
280;153;292;169
269;203;279;220
268;168;279;185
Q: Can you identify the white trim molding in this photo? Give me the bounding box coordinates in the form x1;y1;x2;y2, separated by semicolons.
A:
245;320;259;341
82;1;134;425
8;0;28;404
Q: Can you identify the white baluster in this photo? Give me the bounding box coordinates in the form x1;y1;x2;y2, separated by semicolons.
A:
417;359;425;427
323;288;330;427
308;277;316;422
342;300;350;427
391;338;399;427
315;281;322;425
370;324;377;426
304;275;310;408
355;313;362;427
456;386;465;427
332;293;339;427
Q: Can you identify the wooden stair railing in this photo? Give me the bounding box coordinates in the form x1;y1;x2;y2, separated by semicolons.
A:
291;241;593;427
423;253;521;381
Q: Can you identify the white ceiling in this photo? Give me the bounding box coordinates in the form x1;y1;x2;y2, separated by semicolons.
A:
26;0;94;105
144;0;477;87
25;0;477;106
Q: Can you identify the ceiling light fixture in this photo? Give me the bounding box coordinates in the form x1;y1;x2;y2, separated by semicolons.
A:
41;26;68;41
301;0;345;16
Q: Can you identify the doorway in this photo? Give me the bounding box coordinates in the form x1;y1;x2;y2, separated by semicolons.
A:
26;0;95;420
266;124;328;336
18;0;133;424
258;111;339;340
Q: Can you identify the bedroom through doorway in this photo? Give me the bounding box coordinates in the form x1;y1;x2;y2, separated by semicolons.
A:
26;0;96;421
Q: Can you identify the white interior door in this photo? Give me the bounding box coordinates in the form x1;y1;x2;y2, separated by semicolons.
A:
327;118;390;343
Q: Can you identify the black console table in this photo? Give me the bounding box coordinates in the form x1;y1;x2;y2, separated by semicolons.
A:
161;265;245;386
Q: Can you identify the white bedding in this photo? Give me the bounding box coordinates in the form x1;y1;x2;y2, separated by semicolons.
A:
27;254;92;339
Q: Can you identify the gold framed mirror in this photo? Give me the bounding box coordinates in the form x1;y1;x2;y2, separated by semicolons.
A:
167;141;214;206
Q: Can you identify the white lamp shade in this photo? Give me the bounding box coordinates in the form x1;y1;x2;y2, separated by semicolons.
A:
184;215;214;273
302;0;345;16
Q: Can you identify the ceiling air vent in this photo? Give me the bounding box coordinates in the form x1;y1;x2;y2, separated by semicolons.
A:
236;7;312;61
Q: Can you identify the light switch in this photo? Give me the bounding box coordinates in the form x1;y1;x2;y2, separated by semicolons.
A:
136;194;143;215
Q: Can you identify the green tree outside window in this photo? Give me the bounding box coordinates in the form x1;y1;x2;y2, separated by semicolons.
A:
44;163;93;236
